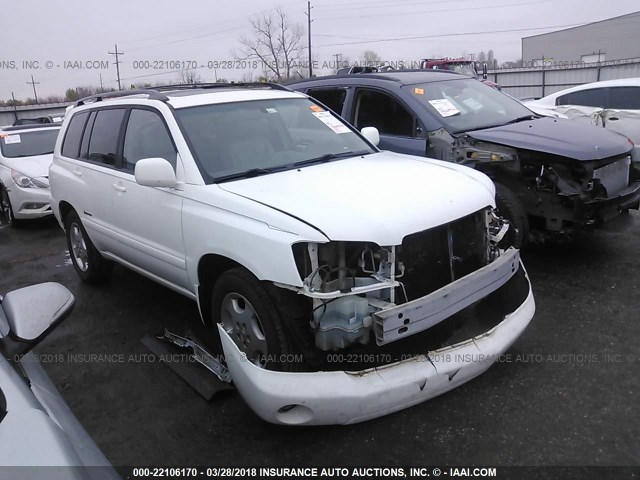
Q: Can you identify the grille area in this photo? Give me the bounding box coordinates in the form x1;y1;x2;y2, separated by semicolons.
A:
593;156;631;196
399;208;488;302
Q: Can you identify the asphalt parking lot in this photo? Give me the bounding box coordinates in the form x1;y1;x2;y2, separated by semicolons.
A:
1;214;639;468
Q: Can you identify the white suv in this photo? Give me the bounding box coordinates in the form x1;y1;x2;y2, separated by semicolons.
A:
0;124;60;226
49;84;535;425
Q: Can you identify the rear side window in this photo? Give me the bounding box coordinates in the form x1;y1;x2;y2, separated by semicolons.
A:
556;88;605;108
354;89;415;137
61;112;89;158
86;109;126;166
307;88;347;115
123;109;177;172
607;87;640;110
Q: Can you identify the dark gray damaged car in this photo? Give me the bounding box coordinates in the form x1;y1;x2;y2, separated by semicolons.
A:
290;71;640;247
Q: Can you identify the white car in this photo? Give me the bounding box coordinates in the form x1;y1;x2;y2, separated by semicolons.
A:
524;78;640;148
49;84;535;426
0;124;60;226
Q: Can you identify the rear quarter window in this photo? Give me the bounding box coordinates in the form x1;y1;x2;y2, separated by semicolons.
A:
61;111;89;158
556;88;605;108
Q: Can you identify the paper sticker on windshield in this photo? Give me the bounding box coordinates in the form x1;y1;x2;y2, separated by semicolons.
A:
312;111;350;134
428;99;460;117
309;105;324;112
414;87;425;95
3;134;21;144
265;108;278;113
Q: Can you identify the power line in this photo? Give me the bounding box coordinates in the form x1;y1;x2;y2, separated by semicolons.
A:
26;75;39;103
315;0;465;12
108;44;124;91
315;0;554;22
123;1;302;54
313;22;589;48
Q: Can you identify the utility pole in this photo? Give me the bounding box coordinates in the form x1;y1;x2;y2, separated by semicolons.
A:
99;73;104;92
26;75;39;103
11;92;18;122
305;1;313;77
108;44;124;91
333;53;341;72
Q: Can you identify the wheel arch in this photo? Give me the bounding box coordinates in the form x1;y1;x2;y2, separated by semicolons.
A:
196;253;246;326
58;201;74;227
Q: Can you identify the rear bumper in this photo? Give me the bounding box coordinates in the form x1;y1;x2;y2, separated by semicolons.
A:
220;264;535;426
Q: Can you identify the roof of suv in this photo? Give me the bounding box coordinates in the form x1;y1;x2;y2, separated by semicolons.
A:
288;69;464;88
73;83;306;110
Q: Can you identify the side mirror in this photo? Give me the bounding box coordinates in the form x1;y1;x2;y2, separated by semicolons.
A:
0;283;74;359
482;63;488;79
134;158;177;188
361;126;380;146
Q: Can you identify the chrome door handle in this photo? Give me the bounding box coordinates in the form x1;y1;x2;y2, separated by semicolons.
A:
72;168;82;176
112;183;126;192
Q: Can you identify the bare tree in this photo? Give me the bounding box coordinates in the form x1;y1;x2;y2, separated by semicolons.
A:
236;8;304;82
361;50;382;66
180;69;201;84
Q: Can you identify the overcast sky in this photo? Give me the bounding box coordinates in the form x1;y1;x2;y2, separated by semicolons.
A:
1;0;637;100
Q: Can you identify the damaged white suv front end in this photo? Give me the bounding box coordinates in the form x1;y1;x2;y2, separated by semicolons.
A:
214;152;535;426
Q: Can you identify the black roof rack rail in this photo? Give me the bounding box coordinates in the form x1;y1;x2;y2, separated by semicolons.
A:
74;82;291;107
154;82;291;92
1;122;63;131
75;89;169;107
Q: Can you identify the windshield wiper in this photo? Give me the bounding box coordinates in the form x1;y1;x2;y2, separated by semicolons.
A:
504;115;537;125
213;167;283;183
293;150;372;167
459;115;538;134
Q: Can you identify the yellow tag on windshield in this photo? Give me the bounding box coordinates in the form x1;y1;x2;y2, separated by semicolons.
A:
414;88;425;95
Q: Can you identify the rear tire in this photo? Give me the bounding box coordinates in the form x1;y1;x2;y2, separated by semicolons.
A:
495;183;529;249
212;268;297;371
64;210;113;283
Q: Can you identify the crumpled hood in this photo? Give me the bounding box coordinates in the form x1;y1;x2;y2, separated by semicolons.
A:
2;154;52;179
466;117;632;161
218;151;495;245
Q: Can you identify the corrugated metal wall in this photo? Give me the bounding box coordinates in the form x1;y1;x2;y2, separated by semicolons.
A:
489;60;640;99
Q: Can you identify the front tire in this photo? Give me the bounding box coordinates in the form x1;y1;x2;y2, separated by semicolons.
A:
495;183;529;249
0;186;21;227
212;268;295;371
64;210;113;283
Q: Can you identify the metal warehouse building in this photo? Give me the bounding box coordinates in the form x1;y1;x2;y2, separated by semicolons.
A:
522;11;640;64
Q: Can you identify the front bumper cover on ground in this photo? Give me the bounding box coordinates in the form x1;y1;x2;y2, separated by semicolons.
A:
219;263;535;426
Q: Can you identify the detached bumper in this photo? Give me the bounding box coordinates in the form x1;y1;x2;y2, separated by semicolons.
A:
219;267;535;426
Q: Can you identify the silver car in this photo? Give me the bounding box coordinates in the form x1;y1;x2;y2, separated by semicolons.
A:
0;282;119;480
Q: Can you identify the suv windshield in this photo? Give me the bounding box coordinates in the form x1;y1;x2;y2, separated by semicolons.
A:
406;79;534;133
0;129;60;158
175;98;374;183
